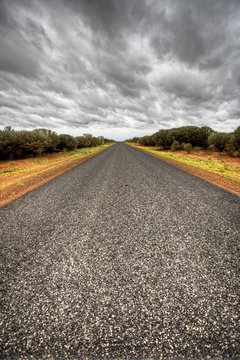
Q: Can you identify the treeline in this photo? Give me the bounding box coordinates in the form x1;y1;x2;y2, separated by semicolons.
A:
0;127;113;160
127;125;240;155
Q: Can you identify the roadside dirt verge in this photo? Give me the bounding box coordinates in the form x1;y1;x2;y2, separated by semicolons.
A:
132;146;240;197
0;147;110;207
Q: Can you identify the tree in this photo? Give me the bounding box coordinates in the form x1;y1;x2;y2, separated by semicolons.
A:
208;132;231;151
153;130;174;149
197;126;215;148
139;135;155;146
90;137;101;147
232;126;240;150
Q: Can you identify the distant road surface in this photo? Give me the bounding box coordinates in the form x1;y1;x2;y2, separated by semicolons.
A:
0;143;239;359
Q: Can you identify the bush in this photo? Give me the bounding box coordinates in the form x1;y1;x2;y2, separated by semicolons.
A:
90;136;101;147
171;140;181;151
0;127;47;159
153;129;174;149
150;126;215;149
57;134;77;151
0;127;110;160
225;135;236;156
127;125;240;157
208;132;231;152
232;126;240;152
207;144;215;154
138;135;155;146
76;134;102;148
184;143;193;153
194;146;200;154
127;137;139;143
34;128;59;152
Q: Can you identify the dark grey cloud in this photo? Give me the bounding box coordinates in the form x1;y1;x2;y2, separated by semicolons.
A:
0;37;40;77
0;0;239;139
65;0;147;37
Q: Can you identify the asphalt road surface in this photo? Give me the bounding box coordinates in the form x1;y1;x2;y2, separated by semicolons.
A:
0;143;239;359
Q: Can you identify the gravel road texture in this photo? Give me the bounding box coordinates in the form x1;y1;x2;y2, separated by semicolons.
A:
0;142;239;359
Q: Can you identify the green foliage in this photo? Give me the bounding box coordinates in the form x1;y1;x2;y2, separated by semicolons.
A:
183;143;193;153
134;126;215;149
225;135;236;156
196;126;214;148
171;140;181;151
0;127;112;160
138;135;155;146
0;127;46;159
76;134;102;148
127;125;239;155
129;125;237;154
153;129;174;149
57;134;78;151
103;138;114;144
207;144;215;154
126;136;139;143
90;136;101;147
232;126;240;152
194;146;200;154
33;128;59;152
208;132;231;152
156;126;214;148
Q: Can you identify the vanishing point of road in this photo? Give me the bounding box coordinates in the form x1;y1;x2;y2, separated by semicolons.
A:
0;143;239;359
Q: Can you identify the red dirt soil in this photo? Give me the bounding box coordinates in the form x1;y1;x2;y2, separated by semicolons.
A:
0;149;107;207
134;146;240;197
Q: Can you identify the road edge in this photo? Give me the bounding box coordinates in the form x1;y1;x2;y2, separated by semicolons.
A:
0;144;116;207
126;143;240;197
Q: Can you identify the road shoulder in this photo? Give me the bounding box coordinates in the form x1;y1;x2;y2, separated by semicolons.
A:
126;143;240;196
0;144;114;207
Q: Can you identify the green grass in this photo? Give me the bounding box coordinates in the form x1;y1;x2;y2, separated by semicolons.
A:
128;144;240;182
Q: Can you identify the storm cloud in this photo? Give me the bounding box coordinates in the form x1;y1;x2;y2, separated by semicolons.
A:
0;0;239;139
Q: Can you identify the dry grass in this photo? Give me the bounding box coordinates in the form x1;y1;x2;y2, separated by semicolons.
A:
126;143;240;196
0;144;114;206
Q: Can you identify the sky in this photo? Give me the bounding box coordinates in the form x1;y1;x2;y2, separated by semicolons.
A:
0;0;240;140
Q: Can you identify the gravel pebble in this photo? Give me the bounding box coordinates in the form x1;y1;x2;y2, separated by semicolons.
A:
0;143;239;359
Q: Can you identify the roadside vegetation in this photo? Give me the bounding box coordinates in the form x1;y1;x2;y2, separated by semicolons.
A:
0;126;113;160
126;125;240;195
128;145;240;182
0;127;114;206
126;125;240;156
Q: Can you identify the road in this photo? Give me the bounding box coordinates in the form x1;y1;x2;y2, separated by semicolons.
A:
0;143;239;359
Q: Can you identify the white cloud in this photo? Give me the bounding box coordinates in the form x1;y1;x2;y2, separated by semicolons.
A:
0;0;239;140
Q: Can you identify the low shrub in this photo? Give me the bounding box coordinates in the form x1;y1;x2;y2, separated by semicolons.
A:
184;143;193;154
194;146;200;154
171;140;181;151
207;144;215;154
57;134;77;151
